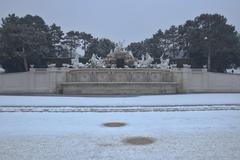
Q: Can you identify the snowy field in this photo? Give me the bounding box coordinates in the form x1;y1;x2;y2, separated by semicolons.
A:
0;94;240;159
0;111;240;160
0;93;240;107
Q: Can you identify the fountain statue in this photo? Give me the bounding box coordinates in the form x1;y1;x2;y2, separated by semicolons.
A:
137;53;154;68
68;44;170;69
226;67;240;74
0;65;5;73
105;42;135;68
114;41;125;52
89;54;105;67
71;54;85;68
156;53;170;69
71;54;80;68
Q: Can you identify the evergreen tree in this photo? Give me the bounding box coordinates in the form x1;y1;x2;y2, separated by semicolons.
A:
126;41;146;58
62;31;82;58
164;25;183;58
0;14;51;72
84;38;115;59
182;14;240;72
127;13;240;72
48;24;65;57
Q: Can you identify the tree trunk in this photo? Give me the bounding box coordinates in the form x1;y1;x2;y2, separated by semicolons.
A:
23;55;28;72
207;44;211;72
22;47;28;72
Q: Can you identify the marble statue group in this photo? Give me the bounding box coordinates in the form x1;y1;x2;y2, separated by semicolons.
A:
71;43;171;69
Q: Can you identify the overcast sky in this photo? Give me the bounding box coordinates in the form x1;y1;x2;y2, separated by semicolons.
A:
1;0;239;44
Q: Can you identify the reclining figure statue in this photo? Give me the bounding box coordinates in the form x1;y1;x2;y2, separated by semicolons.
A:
89;54;105;67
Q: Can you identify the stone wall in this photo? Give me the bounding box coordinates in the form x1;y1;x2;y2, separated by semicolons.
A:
66;68;174;82
0;68;240;95
0;71;66;94
172;68;240;93
62;82;178;95
63;69;177;95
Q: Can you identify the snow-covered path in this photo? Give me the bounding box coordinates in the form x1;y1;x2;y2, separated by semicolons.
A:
0;111;240;160
0;93;240;107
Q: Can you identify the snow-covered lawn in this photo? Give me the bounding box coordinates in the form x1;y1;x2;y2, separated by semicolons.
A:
0;93;240;107
1;94;240;159
0;111;240;160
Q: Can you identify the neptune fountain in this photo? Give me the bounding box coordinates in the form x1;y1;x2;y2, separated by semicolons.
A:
70;43;170;70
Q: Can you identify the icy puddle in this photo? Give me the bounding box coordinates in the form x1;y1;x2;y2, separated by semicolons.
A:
0;111;240;160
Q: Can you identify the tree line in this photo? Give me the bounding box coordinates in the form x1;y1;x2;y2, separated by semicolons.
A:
0;13;240;73
0;14;115;72
127;14;240;72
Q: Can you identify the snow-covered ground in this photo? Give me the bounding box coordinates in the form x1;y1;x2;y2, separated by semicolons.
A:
0;111;240;160
0;93;240;107
1;94;240;159
1;105;240;112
